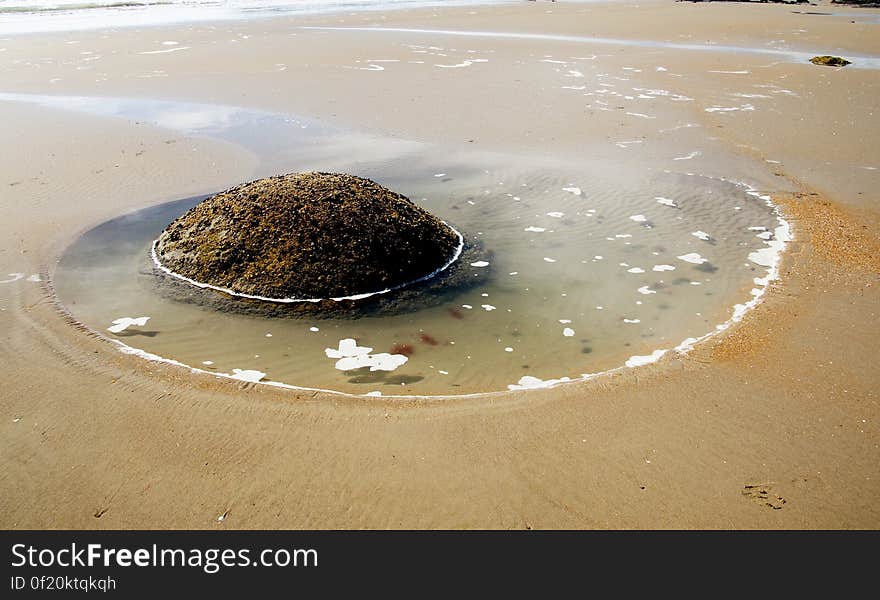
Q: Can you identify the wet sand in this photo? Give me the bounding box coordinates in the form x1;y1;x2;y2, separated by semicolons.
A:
1;0;878;528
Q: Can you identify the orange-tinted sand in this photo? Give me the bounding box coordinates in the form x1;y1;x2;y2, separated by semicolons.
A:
0;0;877;528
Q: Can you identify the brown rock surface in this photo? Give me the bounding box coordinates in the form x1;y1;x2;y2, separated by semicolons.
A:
155;172;460;299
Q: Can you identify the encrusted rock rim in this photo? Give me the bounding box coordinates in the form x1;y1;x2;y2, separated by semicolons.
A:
150;224;465;304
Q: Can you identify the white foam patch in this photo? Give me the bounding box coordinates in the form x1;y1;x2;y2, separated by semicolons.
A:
231;368;266;383
543;257;557;263
507;375;572;391
325;338;407;372
660;122;699;133
748;241;783;267
111;339;395;399
677;253;708;264
481;304;496;311
626;112;655;119
107;316;150;333
470;260;490;267
632;87;692;102
309;327;319;332
709;70;750;74
629;214;647;222
138;46;190;55
563;327;575;337
627;267;645;274
673;151;701;161
325;338;372;359
561;187;582;196
335;353;408;372
0;272;24;284
435;58;488;68
691;231;711;241
26;274;41;282
655;197;677;207
625;349;666;368
623;318;641;324
546;211;565;218
705;104;755;113
637;286;656;295
652;264;676;272
524;226;547;233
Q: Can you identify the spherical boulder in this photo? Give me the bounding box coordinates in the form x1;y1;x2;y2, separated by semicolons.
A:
154;172;462;300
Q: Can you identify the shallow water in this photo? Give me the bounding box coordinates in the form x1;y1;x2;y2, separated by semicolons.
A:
305;26;880;70
38;93;789;396
0;0;513;34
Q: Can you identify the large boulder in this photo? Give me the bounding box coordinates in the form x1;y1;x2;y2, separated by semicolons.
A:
154;172;462;300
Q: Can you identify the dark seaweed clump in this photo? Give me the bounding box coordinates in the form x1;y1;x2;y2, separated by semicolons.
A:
677;0;809;4
831;0;880;6
809;55;852;67
155;172;461;300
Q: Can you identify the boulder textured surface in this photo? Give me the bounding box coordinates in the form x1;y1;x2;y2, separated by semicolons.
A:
155;172;461;300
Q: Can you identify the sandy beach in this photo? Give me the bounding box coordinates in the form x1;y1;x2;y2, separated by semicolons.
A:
1;0;878;528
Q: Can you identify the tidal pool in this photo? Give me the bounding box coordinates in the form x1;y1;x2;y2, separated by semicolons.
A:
35;94;788;396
